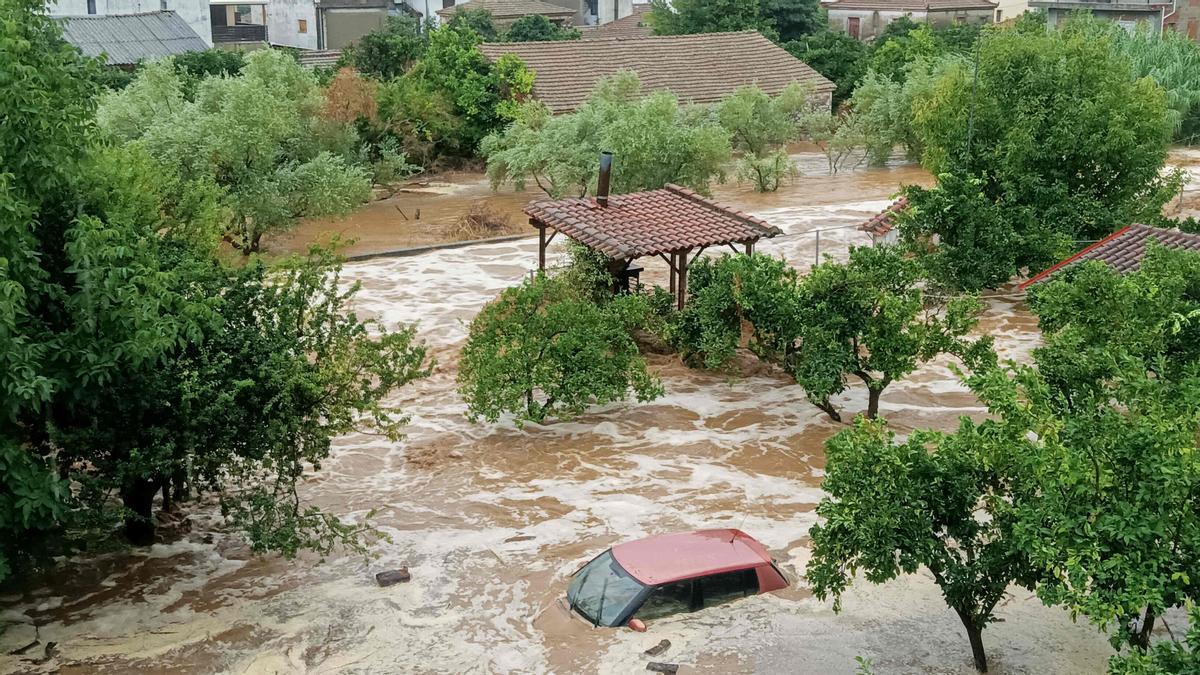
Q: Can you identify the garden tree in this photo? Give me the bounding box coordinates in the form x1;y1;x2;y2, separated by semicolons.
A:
976;251;1200;652
448;7;500;41
799;109;865;174
1108;604;1200;674
406;23;532;152
458;274;663;426
376;74;465;165
868;23;944;83
807;417;1040;673
759;0;821;42
1;0;431;576
717;83;809;191
902;22;1178;289
98;49;373;254
871;14;918;46
172;48;245;96
783;31;868;106
669;248;993;420
322;67;379;124
846;62;940;166
647;0;776;38
483;72;731;198
347;15;427;80
505;14;581;42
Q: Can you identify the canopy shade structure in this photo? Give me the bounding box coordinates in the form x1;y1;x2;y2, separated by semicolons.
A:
526;183;782;308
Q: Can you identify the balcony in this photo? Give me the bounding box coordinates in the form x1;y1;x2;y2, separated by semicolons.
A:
211;24;267;43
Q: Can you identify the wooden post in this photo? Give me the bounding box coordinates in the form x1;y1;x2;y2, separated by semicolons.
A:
537;225;547;270
669;251;677;297
745;241;754;256
677;248;691;310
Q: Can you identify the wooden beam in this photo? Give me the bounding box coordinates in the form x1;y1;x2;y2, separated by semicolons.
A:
669;251;677;297
537;225;547;270
677;247;692;310
745;240;754;256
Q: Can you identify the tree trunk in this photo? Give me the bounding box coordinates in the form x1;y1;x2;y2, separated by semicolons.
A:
813;398;842;423
121;478;159;546
956;610;988;673
248;231;263;255
866;387;883;419
1133;607;1157;651
172;469;188;504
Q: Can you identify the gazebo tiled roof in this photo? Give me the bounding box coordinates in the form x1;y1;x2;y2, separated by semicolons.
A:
525;183;782;259
1021;224;1200;288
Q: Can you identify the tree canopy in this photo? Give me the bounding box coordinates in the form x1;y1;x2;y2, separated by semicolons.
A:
505;14;581;42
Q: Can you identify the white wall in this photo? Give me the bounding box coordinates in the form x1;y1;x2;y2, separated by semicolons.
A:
595;0;631;24
267;0;317;48
47;0;214;45
826;8;925;41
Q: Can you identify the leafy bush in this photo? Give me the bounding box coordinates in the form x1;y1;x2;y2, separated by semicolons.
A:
483;71;731;198
505;14;581;42
447;7;500;41
458;274;664;426
735;149;796;192
347;16;427;80
784;31;868;106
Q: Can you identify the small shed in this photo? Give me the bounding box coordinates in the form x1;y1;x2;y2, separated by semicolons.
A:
525;180;782;308
859;196;907;246
1020;224;1200;288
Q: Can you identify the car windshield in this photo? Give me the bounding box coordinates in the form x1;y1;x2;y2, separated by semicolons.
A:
566;550;648;627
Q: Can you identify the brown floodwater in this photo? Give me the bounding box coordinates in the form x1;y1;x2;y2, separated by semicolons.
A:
3;150;1196;674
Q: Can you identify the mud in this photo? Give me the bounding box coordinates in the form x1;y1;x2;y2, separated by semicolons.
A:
2;150;1196;674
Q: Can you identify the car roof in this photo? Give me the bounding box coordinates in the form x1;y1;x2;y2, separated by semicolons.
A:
610;529;774;586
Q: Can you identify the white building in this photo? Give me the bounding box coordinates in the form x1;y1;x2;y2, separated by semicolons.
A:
47;0;214;45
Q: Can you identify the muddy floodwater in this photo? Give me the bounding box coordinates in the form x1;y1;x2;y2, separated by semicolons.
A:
4;150;1199;674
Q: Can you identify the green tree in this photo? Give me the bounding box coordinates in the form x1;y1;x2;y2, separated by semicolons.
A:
784;31;868;106
347;15;427;80
648;0;776;38
483;71;731;198
760;0;821;42
458;274;664;426
448;7;500;41
505;14;581;42
1108;605;1200;674
902;23;1178;289
807;417;1039;673
717;83;811;191
98;50;373;253
868;23;944;83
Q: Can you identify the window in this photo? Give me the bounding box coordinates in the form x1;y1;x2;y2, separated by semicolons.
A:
298;18;307;33
566;551;649;627
636;580;699;621
698;568;758;608
995;8;1002;22
86;0;96;13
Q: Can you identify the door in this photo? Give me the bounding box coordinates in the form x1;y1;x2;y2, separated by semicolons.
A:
848;16;861;39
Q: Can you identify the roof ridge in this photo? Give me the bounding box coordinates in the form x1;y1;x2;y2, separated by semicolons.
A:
663;183;778;237
484;29;764;46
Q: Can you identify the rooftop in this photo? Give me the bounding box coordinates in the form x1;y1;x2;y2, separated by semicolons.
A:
612;529;775;586
579;4;653;39
1021;224;1200;288
436;0;576;20
480;31;834;115
859;196;908;237
56;11;208;66
822;0;996;10
525;184;782;259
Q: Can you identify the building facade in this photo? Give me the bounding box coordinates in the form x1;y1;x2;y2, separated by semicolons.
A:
821;0;996;41
1028;0;1171;32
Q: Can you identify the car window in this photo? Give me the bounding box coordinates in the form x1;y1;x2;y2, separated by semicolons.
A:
635;580;698;621
566;551;649;627
699;568;758;608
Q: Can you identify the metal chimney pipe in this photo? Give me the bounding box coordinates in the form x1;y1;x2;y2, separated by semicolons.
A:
596;151;613;207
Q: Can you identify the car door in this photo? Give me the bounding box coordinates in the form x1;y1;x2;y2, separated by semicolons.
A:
634;579;699;621
697;568;758;609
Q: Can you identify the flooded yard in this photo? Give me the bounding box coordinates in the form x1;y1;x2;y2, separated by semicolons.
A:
3;150;1197;674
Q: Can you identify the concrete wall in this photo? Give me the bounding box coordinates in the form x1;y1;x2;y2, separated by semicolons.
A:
926;7;995;24
594;0;631;24
48;0;214;44
267;0;317;48
322;6;387;48
1043;5;1164;32
991;0;1029;22
827;8;924;41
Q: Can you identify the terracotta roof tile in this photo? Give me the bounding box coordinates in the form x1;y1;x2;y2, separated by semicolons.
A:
822;0;995;9
437;0;576;20
480;31;834;114
525;184;782;258
1021;224;1200;288
859;196;908;236
579;4;652;39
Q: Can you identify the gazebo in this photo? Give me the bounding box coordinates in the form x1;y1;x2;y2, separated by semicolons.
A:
525;159;783;309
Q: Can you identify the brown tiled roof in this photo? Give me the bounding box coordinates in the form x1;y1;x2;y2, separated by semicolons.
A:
436;0;575;20
525;184;782;258
579;4;652;39
822;0;996;10
859;196;908;236
480;31;834;114
1021;224;1200;288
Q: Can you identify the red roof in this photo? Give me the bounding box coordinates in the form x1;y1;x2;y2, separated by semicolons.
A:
611;529;774;585
859;196;908;237
525;184;781;259
1020;224;1200;289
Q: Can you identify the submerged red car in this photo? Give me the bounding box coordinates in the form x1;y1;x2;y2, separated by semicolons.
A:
566;529;789;629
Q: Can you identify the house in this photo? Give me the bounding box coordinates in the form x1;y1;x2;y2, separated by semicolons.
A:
435;0;576;27
1028;0;1171;33
858;196;907;246
1020;224;1200;287
1164;0;1200;38
268;0;419;50
579;2;651;37
56;11;210;65
478;31;835;114
821;0;996;41
47;0;213;45
209;0;269;47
